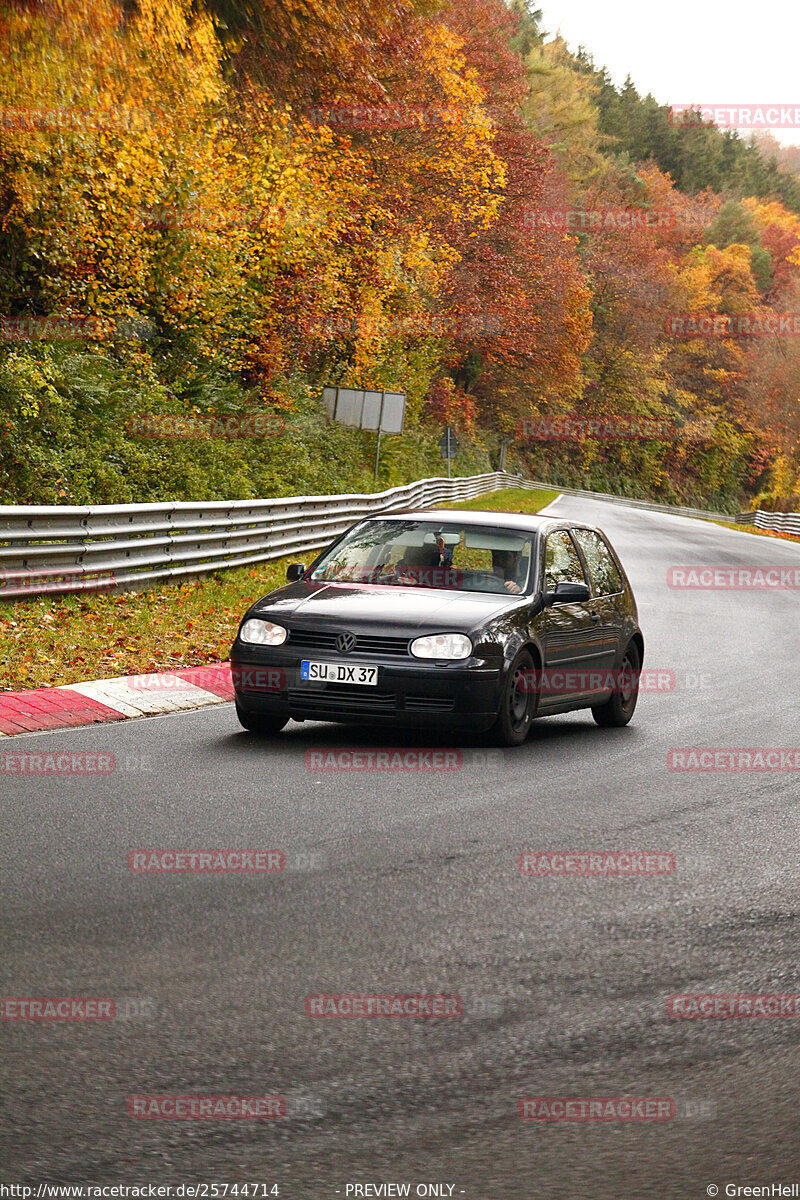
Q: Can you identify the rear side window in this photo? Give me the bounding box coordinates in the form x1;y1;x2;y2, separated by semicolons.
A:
574;530;623;596
543;531;586;590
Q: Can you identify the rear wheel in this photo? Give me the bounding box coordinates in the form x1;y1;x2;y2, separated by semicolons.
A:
490;649;536;746
235;703;288;736
591;641;640;727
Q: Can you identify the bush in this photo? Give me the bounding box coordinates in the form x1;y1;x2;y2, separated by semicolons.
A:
0;344;492;504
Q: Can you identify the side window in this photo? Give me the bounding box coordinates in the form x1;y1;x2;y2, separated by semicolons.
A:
544;531;586;591
574;530;623;595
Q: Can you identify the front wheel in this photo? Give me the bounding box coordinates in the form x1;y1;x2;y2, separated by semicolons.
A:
591;641;640;727
489;649;536;746
235;703;288;736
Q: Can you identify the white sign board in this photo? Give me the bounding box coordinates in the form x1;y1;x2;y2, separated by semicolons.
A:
360;391;384;431
380;392;406;434
322;387;406;434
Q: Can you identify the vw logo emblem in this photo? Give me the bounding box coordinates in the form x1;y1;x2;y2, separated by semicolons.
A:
335;632;357;654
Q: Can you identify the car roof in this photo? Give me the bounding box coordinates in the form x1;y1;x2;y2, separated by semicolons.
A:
372;508;576;534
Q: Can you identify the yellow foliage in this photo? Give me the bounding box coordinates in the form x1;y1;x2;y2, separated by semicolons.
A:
676;243;761;314
0;0;505;384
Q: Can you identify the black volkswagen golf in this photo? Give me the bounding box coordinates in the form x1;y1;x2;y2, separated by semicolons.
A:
230;510;644;745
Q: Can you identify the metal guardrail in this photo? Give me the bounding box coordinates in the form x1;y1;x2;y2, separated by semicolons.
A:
542;485;798;533
0;472;544;599
4;472;783;601
735;509;800;535
523;481;734;523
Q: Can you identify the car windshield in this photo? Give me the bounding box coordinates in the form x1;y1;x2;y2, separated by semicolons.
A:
309;520;533;594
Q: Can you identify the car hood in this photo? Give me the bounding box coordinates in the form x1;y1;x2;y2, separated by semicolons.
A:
252;580;516;633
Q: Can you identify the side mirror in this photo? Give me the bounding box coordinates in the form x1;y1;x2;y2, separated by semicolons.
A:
286;563;306;582
544;580;591;605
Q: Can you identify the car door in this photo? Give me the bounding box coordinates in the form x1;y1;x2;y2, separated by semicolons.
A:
539;530;606;702
572;528;627;669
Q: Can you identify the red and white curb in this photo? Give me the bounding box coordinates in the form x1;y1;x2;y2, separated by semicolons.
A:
0;663;233;736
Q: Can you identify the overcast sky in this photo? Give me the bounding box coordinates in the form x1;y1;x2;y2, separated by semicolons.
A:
538;0;800;146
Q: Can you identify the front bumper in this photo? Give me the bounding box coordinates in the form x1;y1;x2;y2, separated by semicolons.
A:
230;644;503;731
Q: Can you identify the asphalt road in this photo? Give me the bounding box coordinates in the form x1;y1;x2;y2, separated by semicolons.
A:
2;496;799;1198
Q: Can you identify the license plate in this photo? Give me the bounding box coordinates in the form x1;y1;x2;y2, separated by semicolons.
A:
300;660;379;686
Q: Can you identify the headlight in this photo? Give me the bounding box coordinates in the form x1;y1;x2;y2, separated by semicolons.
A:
239;618;287;646
410;633;472;660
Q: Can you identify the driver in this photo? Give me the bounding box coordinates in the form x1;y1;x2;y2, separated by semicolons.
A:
393;544;440;586
491;548;524;594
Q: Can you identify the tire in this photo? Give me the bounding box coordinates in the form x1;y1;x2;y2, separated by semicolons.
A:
489;649;536;746
591;641;640;727
235;703;288;736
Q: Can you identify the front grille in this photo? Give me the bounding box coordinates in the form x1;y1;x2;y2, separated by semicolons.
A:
288;628;410;657
405;695;455;712
288;687;397;711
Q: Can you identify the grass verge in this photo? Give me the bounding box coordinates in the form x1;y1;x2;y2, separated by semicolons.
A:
438;486;560;513
711;519;800;543
0;486;558;691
